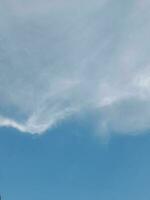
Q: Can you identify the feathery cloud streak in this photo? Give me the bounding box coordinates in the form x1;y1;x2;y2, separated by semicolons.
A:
0;0;150;134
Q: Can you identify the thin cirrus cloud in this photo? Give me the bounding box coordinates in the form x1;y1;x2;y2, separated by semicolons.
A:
0;0;150;135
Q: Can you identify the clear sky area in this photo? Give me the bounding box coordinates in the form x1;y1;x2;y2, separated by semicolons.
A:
0;118;150;200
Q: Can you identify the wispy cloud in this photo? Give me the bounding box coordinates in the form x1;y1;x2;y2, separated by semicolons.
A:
0;0;150;135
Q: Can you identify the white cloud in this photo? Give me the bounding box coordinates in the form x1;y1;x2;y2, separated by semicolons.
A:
0;116;26;132
0;0;150;135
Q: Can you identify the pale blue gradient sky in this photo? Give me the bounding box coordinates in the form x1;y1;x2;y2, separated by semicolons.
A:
0;118;150;200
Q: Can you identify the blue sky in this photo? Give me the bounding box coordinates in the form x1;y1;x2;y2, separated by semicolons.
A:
1;119;150;200
1;0;150;199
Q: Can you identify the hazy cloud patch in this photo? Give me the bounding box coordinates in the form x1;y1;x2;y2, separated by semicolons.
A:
0;0;150;135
